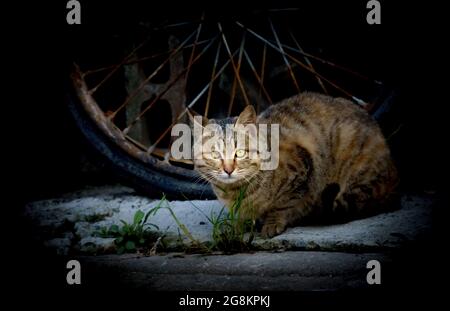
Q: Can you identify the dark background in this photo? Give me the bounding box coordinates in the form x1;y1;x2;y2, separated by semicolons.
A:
9;0;446;307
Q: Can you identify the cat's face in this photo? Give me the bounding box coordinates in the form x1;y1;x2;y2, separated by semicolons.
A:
189;106;261;186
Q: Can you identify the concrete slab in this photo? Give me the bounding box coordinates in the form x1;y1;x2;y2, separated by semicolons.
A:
24;185;433;254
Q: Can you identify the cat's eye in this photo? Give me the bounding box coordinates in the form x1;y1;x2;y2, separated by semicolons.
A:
235;149;246;158
211;151;221;159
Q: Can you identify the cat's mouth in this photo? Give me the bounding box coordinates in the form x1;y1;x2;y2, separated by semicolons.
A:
215;173;241;184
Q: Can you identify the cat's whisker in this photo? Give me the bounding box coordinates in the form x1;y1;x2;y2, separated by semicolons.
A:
192;171;217;185
192;174;207;185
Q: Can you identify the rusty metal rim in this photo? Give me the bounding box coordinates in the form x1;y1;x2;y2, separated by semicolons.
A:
70;64;199;181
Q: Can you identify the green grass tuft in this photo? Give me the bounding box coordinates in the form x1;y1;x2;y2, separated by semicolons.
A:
184;186;256;253
95;199;165;254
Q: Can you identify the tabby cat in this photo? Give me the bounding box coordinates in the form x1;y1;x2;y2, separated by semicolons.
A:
188;92;398;238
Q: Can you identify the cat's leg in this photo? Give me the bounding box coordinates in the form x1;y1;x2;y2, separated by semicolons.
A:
337;186;372;215
261;198;313;238
336;182;398;219
335;156;399;218
260;211;289;238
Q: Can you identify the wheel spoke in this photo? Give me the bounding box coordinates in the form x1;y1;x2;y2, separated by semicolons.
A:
83;38;214;77
218;23;250;107
257;43;268;114
289;31;328;94
227;32;246;116
205;41;222;117
88;35;152;95
156;20;200;30
185;12;205;90
278;41;376;83
268;18;301;93
243;49;273;106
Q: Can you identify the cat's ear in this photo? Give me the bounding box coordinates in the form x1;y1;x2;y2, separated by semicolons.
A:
236;105;257;125
187;108;208;128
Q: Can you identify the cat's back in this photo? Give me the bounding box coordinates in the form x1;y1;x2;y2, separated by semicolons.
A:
257;92;392;187
258;92;374;129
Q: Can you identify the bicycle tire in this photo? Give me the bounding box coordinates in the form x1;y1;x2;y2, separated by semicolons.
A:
66;80;215;200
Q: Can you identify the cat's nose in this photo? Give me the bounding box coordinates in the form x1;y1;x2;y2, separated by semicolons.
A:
223;164;235;176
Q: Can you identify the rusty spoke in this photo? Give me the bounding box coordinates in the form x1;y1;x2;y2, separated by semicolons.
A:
267;8;300;12
124;134;148;151
156;20;199;30
289;31;328;94
268;18;301;93
227;71;238;117
243;49;273;106
218;23;250;107
205;41;222;117
257;43;268;113
185;12;206;89
278;41;375;83
88;35;152;95
83;38;214;77
227;32;246;116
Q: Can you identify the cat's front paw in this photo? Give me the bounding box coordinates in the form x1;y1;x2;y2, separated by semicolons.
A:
261;222;287;238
